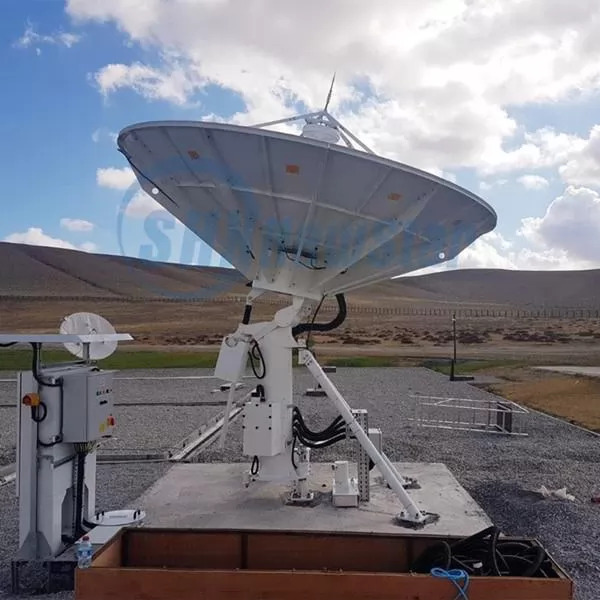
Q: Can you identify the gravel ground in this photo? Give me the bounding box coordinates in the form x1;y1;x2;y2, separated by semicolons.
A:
0;381;17;465
112;375;229;404
98;405;223;456
0;367;599;599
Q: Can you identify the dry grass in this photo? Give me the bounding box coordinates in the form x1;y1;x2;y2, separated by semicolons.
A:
2;299;600;364
488;373;600;432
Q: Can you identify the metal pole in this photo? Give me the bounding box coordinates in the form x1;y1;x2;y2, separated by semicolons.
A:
450;313;457;381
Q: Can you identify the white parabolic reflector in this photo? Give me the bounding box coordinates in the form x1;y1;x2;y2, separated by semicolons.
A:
60;312;119;360
117;121;497;298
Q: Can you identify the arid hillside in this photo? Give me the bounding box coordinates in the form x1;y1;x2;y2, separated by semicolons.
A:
1;241;599;309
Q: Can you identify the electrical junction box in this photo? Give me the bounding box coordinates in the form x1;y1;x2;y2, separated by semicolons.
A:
332;460;359;507
215;336;249;382
242;400;283;457
61;370;116;443
368;427;382;453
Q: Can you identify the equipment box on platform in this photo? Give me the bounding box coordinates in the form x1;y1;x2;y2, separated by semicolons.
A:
76;527;573;600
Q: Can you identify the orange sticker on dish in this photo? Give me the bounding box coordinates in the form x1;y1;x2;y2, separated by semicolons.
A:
187;150;200;160
286;164;300;174
388;192;401;201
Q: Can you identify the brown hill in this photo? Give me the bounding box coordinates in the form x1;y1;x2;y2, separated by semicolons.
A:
0;242;599;309
395;269;600;308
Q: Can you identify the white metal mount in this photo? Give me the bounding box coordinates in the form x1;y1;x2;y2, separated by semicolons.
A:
215;292;437;526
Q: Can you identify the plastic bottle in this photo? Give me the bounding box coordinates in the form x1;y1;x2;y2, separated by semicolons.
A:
77;535;93;569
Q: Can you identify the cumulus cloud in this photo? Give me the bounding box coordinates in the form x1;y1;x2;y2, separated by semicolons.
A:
517;174;549;190
456;232;514;269
13;21;81;53
408;198;600;276
5;228;96;252
67;0;600;175
94;61;207;105
60;218;95;232
559;125;600;188
96;166;136;190
519;186;600;265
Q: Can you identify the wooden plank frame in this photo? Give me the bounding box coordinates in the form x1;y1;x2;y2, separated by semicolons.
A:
76;527;574;600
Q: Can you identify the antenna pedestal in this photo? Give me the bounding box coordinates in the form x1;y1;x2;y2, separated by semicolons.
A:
216;296;435;526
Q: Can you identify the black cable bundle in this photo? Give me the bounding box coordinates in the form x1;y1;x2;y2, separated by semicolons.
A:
248;340;266;379
291;407;347;469
292;406;347;449
411;526;554;578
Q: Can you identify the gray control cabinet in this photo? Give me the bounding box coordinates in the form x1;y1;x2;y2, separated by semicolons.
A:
61;370;115;443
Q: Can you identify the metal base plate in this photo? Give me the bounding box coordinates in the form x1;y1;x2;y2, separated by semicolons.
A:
86;508;146;527
285;490;318;506
402;477;421;490
394;511;441;529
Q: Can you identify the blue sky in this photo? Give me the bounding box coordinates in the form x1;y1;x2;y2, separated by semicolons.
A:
2;1;600;274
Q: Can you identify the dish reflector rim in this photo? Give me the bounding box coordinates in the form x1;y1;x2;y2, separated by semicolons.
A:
117;119;497;222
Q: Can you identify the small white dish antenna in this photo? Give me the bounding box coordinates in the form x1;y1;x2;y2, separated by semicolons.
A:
59;312;119;360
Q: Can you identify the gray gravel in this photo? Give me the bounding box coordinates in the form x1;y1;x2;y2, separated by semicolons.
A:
99;405;223;456
112;375;228;404
0;367;599;599
0;381;17;465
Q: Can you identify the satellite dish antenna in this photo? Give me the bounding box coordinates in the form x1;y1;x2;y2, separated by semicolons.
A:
116;83;498;527
117;99;496;299
59;312;119;360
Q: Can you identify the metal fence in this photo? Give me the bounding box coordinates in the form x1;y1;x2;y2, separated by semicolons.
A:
0;294;599;319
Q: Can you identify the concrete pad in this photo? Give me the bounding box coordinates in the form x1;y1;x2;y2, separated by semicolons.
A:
135;462;492;538
535;366;600;378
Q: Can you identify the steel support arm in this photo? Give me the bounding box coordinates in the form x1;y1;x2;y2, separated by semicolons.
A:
299;349;431;525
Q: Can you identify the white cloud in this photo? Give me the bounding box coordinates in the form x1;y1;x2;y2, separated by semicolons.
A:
4;228;96;253
60;218;95;232
92;128;118;144
67;0;600;176
94;61;207;105
479;179;508;192
478;128;587;176
121;189;166;218
79;241;99;252
97;166;135;190
406;211;598;276
97;165;165;218
517;174;549;190
559;125;600;188
14;21;81;53
455;232;516;270
518;185;600;265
